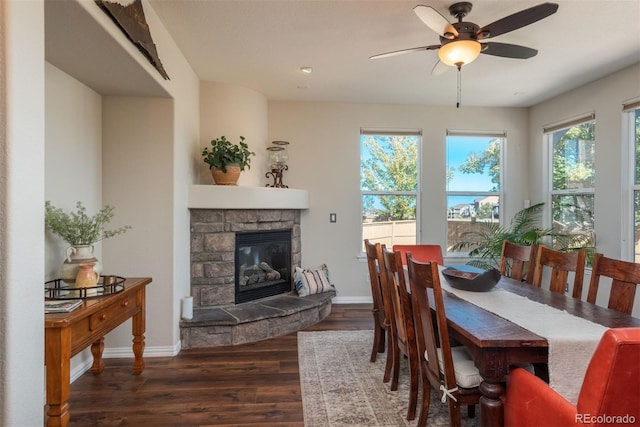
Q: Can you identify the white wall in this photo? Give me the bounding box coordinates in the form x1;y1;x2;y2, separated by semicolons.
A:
268;101;529;299
44;63;103;277
199;82;269;187
44;62;104;374
101;96;175;351
0;1;46;425
529;63;640;316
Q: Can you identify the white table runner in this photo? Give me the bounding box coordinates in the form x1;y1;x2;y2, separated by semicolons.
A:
439;269;606;405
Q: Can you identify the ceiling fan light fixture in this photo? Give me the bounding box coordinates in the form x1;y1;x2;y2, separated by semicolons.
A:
438;40;481;67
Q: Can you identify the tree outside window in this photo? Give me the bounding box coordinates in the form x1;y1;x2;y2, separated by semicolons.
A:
630;108;640;261
548;120;595;250
360;132;420;249
446;134;503;253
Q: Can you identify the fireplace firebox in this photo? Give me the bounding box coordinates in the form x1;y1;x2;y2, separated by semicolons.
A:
235;229;292;303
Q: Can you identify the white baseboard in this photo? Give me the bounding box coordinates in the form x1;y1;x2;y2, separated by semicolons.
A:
70;341;182;383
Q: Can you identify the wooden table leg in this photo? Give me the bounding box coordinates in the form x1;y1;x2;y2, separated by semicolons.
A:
476;350;508;427
131;288;146;374
45;327;71;427
90;337;105;375
479;378;505;427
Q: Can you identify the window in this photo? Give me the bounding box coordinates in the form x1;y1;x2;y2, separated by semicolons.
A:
360;129;420;249
446;132;504;254
626;102;640;262
545;115;595;250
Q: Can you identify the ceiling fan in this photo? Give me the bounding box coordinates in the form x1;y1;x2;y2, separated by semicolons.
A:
370;2;559;74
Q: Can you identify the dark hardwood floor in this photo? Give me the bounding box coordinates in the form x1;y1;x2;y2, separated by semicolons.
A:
64;303;373;426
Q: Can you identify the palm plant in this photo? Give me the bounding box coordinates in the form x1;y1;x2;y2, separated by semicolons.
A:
451;202;594;270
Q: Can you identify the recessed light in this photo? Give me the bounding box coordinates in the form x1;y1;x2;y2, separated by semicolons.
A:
300;67;313;74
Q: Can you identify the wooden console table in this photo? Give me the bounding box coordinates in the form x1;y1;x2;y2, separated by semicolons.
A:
44;277;152;427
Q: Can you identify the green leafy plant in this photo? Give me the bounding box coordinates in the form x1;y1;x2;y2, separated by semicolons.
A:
202;135;255;173
45;201;131;246
451;202;595;270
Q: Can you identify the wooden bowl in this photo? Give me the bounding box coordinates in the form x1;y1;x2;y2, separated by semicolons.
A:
441;267;501;292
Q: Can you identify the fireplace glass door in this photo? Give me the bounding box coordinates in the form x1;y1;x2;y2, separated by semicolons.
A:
235;229;292;303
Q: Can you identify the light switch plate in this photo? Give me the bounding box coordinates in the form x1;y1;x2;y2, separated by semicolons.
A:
330;213;337;223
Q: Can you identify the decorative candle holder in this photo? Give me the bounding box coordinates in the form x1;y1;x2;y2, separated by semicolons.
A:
266;140;289;188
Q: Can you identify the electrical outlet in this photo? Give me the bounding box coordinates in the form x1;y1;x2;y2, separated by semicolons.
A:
330;213;337;223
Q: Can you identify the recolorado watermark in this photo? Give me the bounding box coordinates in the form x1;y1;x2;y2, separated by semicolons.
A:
576;414;636;424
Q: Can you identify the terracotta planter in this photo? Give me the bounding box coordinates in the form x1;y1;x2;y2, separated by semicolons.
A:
211;165;241;185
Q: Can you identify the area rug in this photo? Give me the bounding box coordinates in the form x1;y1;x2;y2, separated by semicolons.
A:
298;330;479;426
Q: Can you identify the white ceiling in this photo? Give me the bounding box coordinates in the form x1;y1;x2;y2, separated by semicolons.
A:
147;0;640;108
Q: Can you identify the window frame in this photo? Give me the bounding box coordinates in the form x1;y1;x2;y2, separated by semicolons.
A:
543;113;596;250
445;130;505;256
622;100;640;261
360;128;422;250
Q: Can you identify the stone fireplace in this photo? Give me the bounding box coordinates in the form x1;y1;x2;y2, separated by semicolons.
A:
181;185;334;348
190;209;301;308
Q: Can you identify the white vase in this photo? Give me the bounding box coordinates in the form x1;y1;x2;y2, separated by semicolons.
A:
60;244;103;284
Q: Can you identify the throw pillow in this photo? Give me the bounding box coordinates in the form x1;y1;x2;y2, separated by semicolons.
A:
294;263;335;297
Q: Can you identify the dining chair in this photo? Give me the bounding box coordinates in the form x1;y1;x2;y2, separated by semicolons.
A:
586;253;640;315
500;241;537;283
363;239;393;382
392;244;444;266
504;327;640;427
531;245;586;299
406;253;480;427
381;247;419;421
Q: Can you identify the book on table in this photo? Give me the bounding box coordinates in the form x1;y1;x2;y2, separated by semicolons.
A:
45;299;83;313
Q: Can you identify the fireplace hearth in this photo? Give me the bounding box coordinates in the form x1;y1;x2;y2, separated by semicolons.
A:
184;192;334;348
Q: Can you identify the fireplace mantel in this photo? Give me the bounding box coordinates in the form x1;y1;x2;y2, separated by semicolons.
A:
188;185;309;209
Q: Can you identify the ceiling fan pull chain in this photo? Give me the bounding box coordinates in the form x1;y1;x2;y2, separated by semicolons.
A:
456;63;462;108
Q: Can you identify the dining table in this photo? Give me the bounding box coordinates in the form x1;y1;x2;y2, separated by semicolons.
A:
432;270;640;427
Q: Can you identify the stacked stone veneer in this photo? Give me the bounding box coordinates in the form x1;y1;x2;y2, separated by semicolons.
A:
190;209;301;308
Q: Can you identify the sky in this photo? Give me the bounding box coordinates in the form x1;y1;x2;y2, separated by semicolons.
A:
361;134;499;209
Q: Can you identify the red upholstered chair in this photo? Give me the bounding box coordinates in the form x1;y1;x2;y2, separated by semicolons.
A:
504;327;640;427
392;244;444;266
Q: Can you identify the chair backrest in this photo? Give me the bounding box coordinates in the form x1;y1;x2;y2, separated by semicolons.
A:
406;254;457;397
381;248;413;346
364;239;387;320
392;244;444;266
531;245;586;299
587;253;640;315
577;327;640;420
500;241;537;284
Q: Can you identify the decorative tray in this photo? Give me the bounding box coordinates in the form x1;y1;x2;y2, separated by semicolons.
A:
44;275;125;300
441;267;501;292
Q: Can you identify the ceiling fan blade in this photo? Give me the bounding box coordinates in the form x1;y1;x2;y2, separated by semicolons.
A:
413;5;458;39
476;2;558;40
431;60;450;75
369;45;440;60
480;42;538;59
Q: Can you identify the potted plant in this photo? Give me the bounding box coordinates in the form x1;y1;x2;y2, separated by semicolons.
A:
45;201;131;283
451;202;595;271
202;135;255;185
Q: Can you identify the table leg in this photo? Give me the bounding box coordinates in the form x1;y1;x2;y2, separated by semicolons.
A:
90;338;105;375
131;288;146;374
45;327;71;427
476;350;508;427
479;378;505;427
